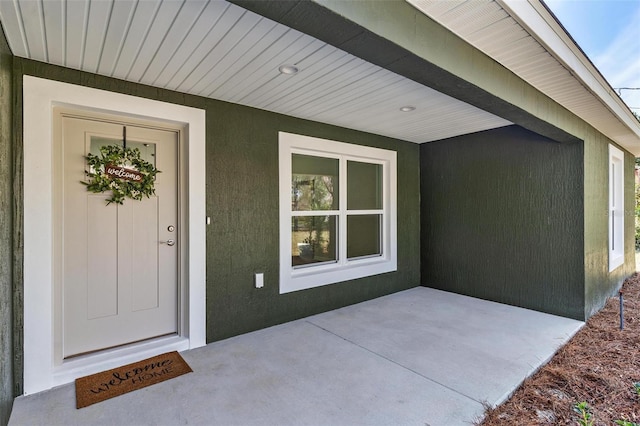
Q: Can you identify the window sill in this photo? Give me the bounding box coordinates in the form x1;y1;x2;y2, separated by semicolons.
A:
609;254;624;272
280;257;397;294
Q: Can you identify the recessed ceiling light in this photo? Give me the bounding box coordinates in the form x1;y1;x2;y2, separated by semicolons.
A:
400;106;416;112
278;64;299;75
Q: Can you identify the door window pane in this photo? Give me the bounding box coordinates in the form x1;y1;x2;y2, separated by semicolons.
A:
347;161;382;210
90;137;156;166
347;215;381;259
292;154;338;211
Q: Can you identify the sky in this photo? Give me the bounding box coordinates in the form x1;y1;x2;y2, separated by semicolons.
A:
544;0;640;115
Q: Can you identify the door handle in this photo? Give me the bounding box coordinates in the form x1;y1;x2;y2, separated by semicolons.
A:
160;239;176;246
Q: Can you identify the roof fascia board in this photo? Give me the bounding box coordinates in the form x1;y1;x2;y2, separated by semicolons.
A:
229;0;581;144
499;0;640;142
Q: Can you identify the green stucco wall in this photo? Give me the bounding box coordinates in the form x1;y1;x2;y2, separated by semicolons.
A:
0;24;13;426
9;59;420;394
206;102;420;341
421;126;586;319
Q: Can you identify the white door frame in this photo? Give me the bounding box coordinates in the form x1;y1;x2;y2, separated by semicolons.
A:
23;75;206;394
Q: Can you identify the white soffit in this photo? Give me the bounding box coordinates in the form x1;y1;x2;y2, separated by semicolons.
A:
0;0;510;144
408;0;640;155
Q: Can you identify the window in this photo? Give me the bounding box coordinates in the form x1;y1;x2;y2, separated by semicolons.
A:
609;144;624;271
279;132;397;293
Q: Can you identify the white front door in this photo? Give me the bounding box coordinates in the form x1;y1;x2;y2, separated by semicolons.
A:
58;113;179;358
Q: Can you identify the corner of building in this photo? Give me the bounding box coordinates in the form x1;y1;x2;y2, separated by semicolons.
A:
0;19;15;426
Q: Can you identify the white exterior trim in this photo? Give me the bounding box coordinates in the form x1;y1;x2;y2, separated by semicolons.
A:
22;76;206;394
279;132;397;293
499;0;640;146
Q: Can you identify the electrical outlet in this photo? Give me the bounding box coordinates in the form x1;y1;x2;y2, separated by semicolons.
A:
255;273;264;289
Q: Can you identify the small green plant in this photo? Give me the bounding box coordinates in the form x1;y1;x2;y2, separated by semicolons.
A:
573;401;594;426
633;382;640;396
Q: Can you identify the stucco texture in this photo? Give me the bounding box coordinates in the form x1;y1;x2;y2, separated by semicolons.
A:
421;126;586;320
0;23;13;426
205;102;421;341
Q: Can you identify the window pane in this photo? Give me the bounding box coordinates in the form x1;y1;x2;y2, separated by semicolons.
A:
90;137;156;167
347;161;382;210
291;216;338;267
347;215;381;259
292;154;338;211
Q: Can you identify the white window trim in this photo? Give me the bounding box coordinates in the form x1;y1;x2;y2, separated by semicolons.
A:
279;132;397;293
22;76;206;394
609;144;625;272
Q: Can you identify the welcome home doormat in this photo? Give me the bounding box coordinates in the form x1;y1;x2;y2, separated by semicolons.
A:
75;351;192;408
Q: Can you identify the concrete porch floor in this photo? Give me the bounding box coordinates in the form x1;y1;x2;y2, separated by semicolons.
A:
9;287;583;426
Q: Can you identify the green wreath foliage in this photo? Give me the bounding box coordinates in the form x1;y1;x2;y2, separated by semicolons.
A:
83;145;160;205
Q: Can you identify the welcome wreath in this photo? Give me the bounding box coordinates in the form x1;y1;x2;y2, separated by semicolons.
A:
83;145;160;205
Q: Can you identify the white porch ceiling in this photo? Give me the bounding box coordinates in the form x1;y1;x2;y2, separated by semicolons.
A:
0;0;511;144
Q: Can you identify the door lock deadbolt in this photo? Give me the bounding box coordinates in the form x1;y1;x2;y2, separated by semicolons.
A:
167;225;175;232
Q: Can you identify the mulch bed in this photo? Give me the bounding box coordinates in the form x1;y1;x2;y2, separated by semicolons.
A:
479;273;640;425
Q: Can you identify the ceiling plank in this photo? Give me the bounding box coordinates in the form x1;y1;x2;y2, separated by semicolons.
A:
137;0;208;85
18;0;46;61
197;17;283;98
82;0;114;74
64;0;89;69
168;2;246;92
206;28;305;100
126;0;184;82
151;0;231;88
202;20;289;98
42;0;64;66
0;0;28;57
97;0;137;76
110;0;162;81
188;11;265;96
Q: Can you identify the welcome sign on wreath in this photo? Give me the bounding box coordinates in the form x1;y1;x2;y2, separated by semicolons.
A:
83;144;160;205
